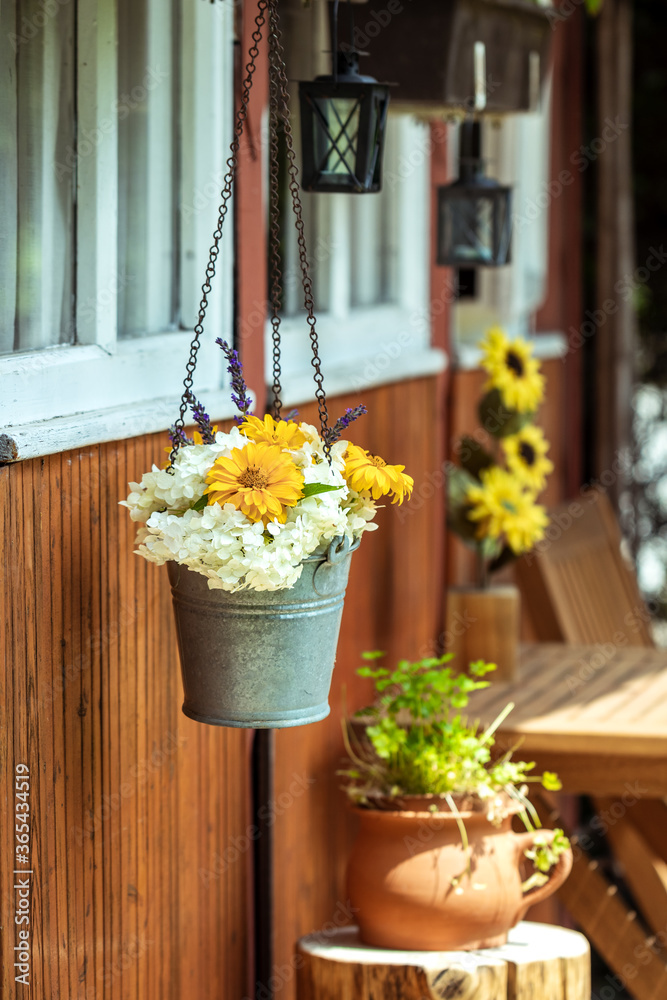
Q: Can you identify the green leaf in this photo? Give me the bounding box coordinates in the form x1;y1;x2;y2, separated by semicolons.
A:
478;388;536;439
446;466;479;507
361;650;386;661
469;660;496;677
458;436;495;481
478;535;503;561
301;482;344;498
488;545;517;575
191;494;209;511
358;667;388;679
542;772;563;792
446;505;481;546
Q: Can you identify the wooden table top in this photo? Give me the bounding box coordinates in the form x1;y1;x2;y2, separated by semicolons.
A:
467;642;667;760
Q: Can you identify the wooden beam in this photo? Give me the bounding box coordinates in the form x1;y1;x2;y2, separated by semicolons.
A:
595;0;636;498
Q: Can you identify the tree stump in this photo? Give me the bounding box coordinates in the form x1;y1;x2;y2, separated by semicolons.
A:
297;922;590;1000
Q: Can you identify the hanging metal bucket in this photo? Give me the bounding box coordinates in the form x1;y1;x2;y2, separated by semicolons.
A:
166;536;359;729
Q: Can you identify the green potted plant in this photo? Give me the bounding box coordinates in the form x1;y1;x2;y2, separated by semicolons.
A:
341;651;571;951
446;328;553;680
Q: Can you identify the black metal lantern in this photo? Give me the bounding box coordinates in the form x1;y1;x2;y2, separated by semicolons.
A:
437;121;512;267
298;2;390;194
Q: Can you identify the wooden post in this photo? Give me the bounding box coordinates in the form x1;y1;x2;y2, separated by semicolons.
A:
444;585;520;682
297;924;590;1000
595;0;635;501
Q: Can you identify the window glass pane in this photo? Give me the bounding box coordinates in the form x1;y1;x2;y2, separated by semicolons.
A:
117;0;180;338
0;0;76;355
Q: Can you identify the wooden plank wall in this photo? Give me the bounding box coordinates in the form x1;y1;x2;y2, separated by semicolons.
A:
1;374;446;1000
0;434;252;1000
271;377;447;1000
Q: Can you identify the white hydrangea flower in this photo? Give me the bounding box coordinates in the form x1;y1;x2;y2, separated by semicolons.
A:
124;421;385;591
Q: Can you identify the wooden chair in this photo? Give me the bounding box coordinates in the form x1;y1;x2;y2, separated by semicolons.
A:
516;490;653;647
514;491;666;1000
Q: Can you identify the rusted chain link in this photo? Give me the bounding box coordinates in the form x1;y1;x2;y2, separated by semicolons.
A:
168;0;269;469
267;24;283;420
267;0;331;460
170;0;331;466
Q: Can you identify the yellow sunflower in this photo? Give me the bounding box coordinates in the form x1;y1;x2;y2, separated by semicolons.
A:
503;425;554;493
204;442;305;525
240;413;306;450
344;444;413;505
466;466;548;555
480;327;545;414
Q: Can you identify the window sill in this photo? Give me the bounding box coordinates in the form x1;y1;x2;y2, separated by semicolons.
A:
3;389;239;463
267;306;448;407
2;335;233;461
452;331;567;372
279;347;448;408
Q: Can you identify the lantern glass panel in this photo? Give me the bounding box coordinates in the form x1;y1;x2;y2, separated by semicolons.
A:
450;197;493;264
299;78;390;193
437;185;512;267
312;96;361;180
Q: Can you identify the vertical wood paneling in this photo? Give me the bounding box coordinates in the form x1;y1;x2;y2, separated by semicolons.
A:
271;378;447;1000
0;433;251;1000
2;376;446;1000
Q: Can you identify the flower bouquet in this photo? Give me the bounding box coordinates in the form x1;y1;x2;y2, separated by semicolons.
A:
445;329;553;677
122;341;413;728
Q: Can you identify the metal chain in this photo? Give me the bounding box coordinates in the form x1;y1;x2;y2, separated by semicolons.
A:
267;0;331;460
267;29;283;420
170;0;332;466
167;0;269;469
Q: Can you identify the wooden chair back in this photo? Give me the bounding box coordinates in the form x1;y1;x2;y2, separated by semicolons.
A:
516;491;653;647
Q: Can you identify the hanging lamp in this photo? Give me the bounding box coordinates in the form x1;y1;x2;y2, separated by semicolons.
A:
437;120;512;268
298;0;391;194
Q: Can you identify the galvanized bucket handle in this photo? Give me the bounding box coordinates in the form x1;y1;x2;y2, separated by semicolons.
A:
326;535;351;565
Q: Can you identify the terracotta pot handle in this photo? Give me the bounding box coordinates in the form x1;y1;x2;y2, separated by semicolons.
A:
514;829;573;915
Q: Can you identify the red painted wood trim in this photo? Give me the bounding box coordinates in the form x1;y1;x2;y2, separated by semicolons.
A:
236;0;269;412
535;6;585;497
429;120;452;633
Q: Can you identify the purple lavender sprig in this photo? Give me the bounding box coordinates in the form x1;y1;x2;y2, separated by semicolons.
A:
323;404;368;446
186;391;216;444
168;425;193;449
216;339;253;424
284;408;300;422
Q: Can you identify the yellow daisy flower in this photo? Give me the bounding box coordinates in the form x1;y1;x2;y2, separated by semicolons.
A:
240;413;306;450
480;328;545;414
503;425;554;493
205;442;305;525
466;466;548;555
344;444;413;505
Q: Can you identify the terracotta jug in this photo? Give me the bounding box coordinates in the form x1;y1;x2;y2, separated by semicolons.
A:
346;801;572;950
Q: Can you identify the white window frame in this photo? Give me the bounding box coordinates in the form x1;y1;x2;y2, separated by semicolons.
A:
2;0;236;461
272;115;447;404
